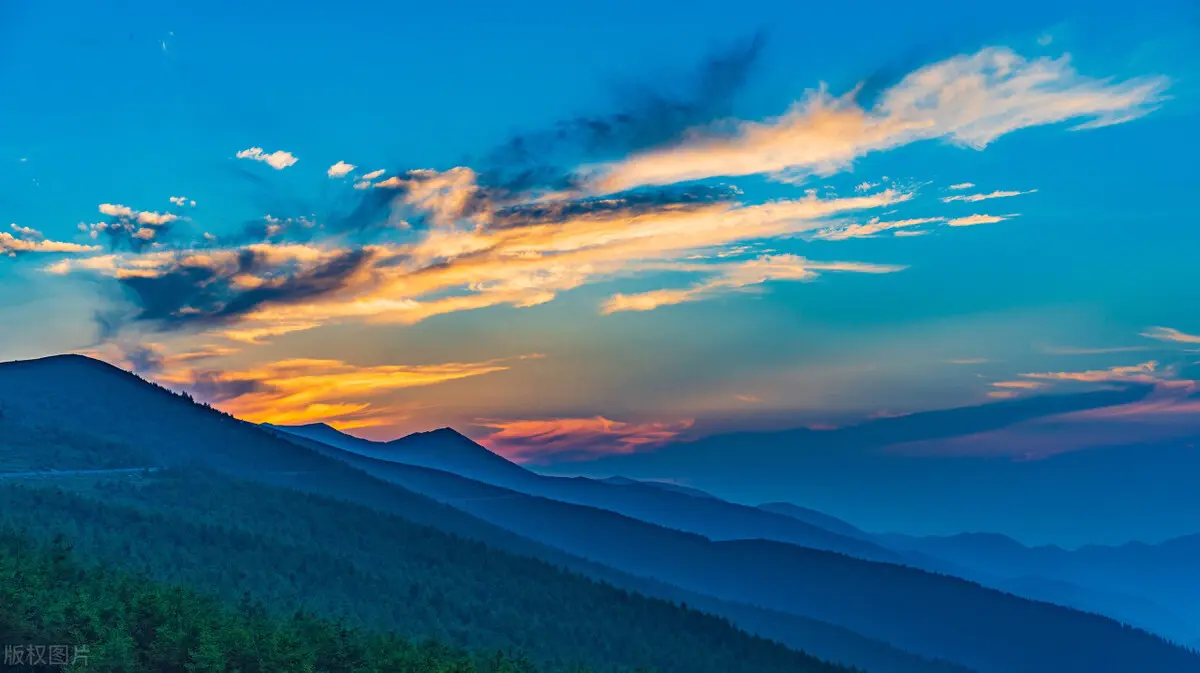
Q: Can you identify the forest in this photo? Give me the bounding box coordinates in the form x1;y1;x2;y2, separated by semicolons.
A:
0;472;852;673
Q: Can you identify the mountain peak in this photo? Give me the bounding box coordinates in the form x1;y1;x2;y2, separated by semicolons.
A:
395;426;473;443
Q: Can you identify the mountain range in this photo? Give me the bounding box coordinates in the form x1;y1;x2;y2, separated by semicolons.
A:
1;354;1198;672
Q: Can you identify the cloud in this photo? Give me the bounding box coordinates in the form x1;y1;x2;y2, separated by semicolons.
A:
854;181;880;192
481;31;766;193
581;47;1168;194
63;187;910;341
893;229;929;237
992;380;1047;390
236;147;298;170
10;223;43;239
1;232;99;256
136;211;179;226
941;189;1036;203
948;358;990;365
1140;326;1200;345
99;203;135;218
328;161;356;178
361;169;386;181
169;196;196;207
946;214;1013;227
156;355;536;428
477;416;695;463
603;254;905;313
1041;345;1150;355
948;182;975;190
1019;360;1166;385
813;216;945;240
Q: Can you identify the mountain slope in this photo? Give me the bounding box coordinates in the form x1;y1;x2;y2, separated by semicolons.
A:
269;421;899;563
0;474;850;673
879;531;1200;645
758;501;875;541
279;432;1200;673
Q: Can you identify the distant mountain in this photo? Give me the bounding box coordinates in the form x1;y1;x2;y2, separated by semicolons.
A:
601;476;720;500
879;531;1200;646
541;385;1200;546
269;421;900;562
758;501;874;541
274;428;1200;673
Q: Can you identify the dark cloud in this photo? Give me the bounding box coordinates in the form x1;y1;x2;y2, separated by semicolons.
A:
476;30;767;193
185;371;267;403
118;247;374;331
492;184;739;228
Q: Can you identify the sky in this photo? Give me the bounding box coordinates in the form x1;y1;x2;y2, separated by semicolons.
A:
2;0;1199;480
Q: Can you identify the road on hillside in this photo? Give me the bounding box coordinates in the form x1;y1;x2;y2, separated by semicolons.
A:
0;467;161;480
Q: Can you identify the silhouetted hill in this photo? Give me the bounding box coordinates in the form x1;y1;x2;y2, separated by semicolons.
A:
0;355;859;673
275;431;1200;673
271;421;898;562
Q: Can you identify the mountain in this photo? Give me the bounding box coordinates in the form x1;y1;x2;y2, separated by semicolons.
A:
0;355;854;673
539;386;1200;546
878;531;1200;646
269;421;899;563
601;476;720;500
758;501;875;541
274;427;1200;673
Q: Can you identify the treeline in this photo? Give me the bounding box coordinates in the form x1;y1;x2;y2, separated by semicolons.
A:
0;528;591;673
0;473;853;673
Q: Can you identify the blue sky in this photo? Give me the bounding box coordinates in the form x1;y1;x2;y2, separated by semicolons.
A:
2;0;1199;471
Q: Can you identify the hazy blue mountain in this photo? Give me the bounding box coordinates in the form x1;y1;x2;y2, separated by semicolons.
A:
758;501;875;541
542;385;1200;546
602;476;721;500
878;531;1200;646
269;421;901;563
272;429;1200;673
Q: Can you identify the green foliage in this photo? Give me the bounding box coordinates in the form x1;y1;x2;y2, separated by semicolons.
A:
0;527;569;673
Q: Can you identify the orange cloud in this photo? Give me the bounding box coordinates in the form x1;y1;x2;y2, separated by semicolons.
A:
602;254;905;313
582;47;1167;193
946;214;1014;227
1;231;99;255
477;416;695;463
155;355;539;429
1140;326;1200;345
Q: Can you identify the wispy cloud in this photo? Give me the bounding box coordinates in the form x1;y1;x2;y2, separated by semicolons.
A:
1041;345;1150;355
236;147;298;170
946;214;1013;227
941;189;1036;203
603;254;906;313
948;182;975;190
581;47;1168;193
1140;326;1200;345
813;216;945;240
477;416;695;463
